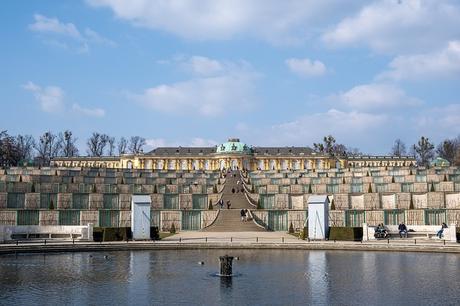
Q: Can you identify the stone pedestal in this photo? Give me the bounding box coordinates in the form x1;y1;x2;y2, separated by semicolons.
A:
219;255;234;276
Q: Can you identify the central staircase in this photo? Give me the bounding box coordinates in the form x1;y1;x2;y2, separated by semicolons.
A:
202;170;265;232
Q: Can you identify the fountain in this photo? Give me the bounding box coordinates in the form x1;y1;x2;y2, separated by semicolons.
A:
219;255;234;276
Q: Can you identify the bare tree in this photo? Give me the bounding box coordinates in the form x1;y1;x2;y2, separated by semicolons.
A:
58;130;79;157
436;138;459;164
412;136;435;167
391;139;407;157
15;134;35;162
86;132;109;157
346;147;362;157
129;136;146;154
313;135;348;156
107;136;116;156
0;131;20;167
34;131;60;166
118;137;128;155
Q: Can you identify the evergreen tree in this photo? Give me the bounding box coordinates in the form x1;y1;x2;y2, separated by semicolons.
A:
257;198;262;209
330;199;336;210
208;199;213;210
368;183;373;193
288;222;294;234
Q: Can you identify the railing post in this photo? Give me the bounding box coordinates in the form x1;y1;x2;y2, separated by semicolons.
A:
443;239;446;245
256;237;258;243
205;237;207;243
16;240;18;246
387;239;389;244
414;239;416;245
179;237;181;243
282;237;284;243
44;239;46;245
231;237;233;242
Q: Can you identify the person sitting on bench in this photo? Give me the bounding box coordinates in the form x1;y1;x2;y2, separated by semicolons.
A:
437;222;448;239
398;222;408;238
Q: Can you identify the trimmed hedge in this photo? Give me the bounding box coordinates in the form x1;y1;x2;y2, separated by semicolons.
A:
93;227;132;242
328;227;363;241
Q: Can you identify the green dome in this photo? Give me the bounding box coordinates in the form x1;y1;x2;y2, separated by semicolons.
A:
430;157;450;167
216;138;252;154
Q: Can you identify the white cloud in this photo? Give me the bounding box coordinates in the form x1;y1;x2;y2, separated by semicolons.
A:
189;137;218;147
378;40;460;81
23;81;65;113
23;81;106;117
285;58;326;77
29;14;81;39
131;56;258;116
322;0;460;54
260;109;388;147
29;14;115;51
86;0;366;44
413;104;460;136
145;137;217;149
185;56;223;76
332;83;421;111
72;104;106;117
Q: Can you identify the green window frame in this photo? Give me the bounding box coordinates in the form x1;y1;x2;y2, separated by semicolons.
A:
99;210;120;227
72;193;89;209
59;210;80;225
424;209;446;225
103;194;119;209
384;209;405;225
17;210;39;225
40;193;57;209
7;193;25;209
345;210;366;227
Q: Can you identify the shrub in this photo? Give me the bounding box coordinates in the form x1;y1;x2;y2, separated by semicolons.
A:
328;227;363;241
299;227;307;240
31;183;35;193
391;176;395;183
330;199;336;210
409;196;414;209
170;223;176;234
213;185;218;193
153;185;157;194
430;182;435;192
150;226;160;240
257;198;262;209
288;222;294;234
49;199;54;210
295;178;298;185
308;184;312;194
368;183;373;193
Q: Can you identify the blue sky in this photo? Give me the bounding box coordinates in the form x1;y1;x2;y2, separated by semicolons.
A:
1;0;460;154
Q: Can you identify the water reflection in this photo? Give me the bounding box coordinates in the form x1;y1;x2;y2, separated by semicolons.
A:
0;250;459;305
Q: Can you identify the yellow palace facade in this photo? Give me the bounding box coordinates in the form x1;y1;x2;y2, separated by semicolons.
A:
51;138;416;171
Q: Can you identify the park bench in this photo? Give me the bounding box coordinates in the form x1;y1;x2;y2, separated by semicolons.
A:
363;223;457;242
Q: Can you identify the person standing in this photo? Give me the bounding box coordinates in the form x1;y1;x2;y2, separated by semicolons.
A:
226;200;231;209
240;209;246;222
244;209;249;221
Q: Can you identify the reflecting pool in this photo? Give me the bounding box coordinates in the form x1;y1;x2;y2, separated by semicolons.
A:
0;250;459;305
